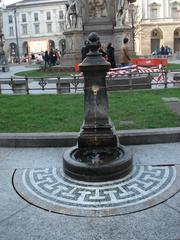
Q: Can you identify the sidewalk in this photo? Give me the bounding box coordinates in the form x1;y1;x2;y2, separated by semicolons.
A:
0;141;179;240
0;64;38;78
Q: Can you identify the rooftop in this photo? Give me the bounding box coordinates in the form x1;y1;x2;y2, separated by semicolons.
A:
6;0;66;8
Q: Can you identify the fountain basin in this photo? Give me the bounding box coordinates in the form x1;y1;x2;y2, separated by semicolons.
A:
63;145;133;182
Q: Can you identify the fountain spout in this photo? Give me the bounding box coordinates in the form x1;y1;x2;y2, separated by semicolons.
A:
92;85;99;96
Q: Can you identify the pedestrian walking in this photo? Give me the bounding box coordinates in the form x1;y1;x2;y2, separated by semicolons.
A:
120;37;131;66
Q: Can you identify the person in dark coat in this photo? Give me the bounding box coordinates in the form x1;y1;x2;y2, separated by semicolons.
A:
81;40;89;61
49;49;56;66
161;45;165;55
44;50;49;68
107;43;116;68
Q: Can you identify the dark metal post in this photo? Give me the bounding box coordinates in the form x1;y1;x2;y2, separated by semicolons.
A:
14;8;20;64
56;75;61;94
164;71;168;89
25;75;29;94
10;76;14;93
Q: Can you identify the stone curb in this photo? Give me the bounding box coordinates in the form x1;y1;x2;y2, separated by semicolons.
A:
0;127;180;147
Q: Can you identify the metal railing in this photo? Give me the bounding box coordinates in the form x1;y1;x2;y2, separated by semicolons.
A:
0;71;179;95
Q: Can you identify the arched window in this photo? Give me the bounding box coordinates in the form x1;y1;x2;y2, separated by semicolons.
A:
151;28;163;54
49;40;55;50
174;28;180;53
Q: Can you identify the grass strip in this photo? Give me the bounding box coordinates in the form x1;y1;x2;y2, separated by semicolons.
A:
0;89;179;132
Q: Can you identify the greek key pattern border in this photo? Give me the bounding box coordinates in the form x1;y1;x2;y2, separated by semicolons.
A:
21;165;176;210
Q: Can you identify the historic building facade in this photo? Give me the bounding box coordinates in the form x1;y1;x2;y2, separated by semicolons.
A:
0;1;3;32
2;0;180;60
136;0;180;56
2;0;66;60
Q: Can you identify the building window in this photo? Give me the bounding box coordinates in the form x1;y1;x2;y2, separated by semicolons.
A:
22;24;28;35
171;2;180;18
172;7;178;18
8;15;13;23
151;8;158;19
46;12;51;20
22;14;27;22
174;30;180;37
59;10;64;19
59;22;64;31
47;23;52;33
34;23;40;34
152;30;158;37
34;13;39;22
9;26;14;36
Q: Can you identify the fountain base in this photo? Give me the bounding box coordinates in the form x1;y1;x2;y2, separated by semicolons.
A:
63;145;133;182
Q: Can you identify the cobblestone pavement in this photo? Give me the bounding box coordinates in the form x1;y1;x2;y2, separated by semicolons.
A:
0;143;179;240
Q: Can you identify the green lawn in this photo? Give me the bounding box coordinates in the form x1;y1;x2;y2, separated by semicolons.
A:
165;63;180;71
0;89;179;133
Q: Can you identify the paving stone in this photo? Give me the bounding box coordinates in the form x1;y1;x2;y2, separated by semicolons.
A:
0;148;13;162
162;97;180;102
0;202;179;240
165;191;180;213
0;148;61;169
131;143;180;165
0;170;29;223
166;102;180;116
0;143;179;240
114;120;134;127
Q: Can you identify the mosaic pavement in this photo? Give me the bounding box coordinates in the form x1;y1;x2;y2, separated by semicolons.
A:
13;165;180;217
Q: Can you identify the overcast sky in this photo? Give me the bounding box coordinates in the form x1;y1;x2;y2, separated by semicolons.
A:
3;0;22;5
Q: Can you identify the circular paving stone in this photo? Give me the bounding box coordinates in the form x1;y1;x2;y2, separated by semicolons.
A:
13;165;180;217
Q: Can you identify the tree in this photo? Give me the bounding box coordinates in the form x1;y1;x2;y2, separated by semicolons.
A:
128;3;147;52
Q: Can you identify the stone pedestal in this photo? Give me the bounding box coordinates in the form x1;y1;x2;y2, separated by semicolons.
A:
12;80;27;95
0;32;9;72
61;30;84;67
62;0;134;67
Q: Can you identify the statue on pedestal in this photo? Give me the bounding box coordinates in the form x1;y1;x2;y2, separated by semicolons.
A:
66;0;83;29
0;31;9;72
116;0;129;26
88;0;108;18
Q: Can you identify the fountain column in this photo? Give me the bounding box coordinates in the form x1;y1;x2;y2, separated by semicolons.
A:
63;32;133;182
78;33;117;148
